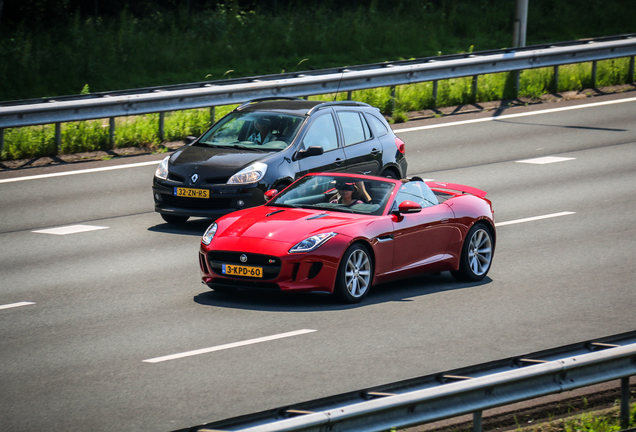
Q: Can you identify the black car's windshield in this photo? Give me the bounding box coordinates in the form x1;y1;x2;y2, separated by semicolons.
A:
196;111;304;151
267;175;396;216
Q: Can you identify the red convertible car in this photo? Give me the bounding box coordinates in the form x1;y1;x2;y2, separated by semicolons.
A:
199;173;495;303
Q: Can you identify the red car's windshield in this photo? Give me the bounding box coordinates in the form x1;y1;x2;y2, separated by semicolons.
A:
267;175;395;216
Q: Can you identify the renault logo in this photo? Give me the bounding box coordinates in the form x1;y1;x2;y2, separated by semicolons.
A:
240;254;248;263
190;173;199;184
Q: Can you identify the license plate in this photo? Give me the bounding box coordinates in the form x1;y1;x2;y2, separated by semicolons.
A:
174;187;209;199
222;264;263;278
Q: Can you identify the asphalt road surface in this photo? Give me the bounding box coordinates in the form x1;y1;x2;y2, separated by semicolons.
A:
1;92;635;431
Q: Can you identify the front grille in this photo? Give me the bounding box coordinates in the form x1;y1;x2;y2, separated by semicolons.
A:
162;195;233;210
168;172;185;182
203;176;231;185
207;252;282;280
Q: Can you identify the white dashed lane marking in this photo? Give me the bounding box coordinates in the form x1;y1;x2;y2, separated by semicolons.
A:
143;329;317;364
516;156;576;164
0;302;36;310
32;225;109;235
496;212;576;227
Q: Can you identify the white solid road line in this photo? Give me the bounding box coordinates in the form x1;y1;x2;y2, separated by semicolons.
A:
32;225;109;235
395;96;636;133
143;329;317;363
0;301;36;310
0;160;161;184
496;212;576;227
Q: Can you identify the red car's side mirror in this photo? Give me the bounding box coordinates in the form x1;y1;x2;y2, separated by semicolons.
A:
264;189;279;200
397;200;422;214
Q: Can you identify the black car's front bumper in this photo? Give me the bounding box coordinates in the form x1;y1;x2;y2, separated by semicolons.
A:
152;178;268;218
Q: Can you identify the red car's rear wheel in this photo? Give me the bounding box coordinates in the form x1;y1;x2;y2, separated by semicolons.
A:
451;223;494;282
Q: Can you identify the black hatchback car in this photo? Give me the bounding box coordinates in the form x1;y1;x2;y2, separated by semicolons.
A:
152;98;408;223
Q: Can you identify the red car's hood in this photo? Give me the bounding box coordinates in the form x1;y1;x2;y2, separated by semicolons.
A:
216;206;374;243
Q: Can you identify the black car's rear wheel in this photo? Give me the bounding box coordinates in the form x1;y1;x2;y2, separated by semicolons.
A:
451;223;494;282
335;243;373;303
161;213;189;224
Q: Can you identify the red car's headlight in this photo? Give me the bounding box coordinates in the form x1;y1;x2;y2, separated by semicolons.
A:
202;222;218;245
289;232;337;253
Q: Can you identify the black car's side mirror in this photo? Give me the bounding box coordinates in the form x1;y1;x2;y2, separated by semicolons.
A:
295;146;324;160
184;136;198;145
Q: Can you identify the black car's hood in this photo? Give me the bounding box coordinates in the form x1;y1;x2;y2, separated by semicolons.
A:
168;145;270;182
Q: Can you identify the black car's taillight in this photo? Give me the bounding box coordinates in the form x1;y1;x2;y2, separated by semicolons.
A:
395;137;405;154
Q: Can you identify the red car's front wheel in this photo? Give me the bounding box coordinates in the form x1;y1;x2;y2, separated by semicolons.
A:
335;244;373;303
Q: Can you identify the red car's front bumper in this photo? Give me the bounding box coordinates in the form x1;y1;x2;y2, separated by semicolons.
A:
199;235;352;294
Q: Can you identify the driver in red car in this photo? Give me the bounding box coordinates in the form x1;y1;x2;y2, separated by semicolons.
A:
331;182;364;207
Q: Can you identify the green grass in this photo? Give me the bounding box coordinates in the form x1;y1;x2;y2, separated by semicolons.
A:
1;1;635;161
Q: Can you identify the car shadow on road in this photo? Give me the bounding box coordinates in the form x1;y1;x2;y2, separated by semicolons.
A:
193;273;493;312
147;218;213;237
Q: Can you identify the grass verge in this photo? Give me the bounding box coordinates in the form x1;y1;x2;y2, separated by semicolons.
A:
1;59;634;162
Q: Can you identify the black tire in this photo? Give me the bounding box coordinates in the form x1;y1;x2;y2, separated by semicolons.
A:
451;223;494;282
161;213;189;224
380;169;398;179
335;243;374;303
275;182;290;193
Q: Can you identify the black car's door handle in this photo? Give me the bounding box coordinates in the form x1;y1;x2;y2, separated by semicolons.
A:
370;148;381;156
334;158;345;166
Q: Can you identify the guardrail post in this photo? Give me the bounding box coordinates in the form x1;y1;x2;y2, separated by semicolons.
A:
210;107;215;125
347;91;352;101
621;377;631;429
55;123;61;155
629;56;635;83
432;80;438;108
390;86;396;114
591;61;598;89
553;65;560;93
159;112;165;142
473;410;483;432
0;128;4;157
109;118;115;149
472;75;479;103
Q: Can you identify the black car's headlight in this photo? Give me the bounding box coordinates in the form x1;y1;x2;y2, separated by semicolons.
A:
289;232;337;253
155;156;170;180
202;223;218;245
227;162;268;184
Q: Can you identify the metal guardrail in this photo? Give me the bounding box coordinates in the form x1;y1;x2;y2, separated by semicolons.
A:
1;34;635;131
178;331;636;432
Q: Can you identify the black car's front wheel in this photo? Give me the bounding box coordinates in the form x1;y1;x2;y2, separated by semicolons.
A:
335;243;373;303
451;223;494;282
161;213;189;224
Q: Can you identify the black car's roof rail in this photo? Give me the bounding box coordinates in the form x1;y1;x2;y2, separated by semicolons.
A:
234;97;305;111
306;100;372;116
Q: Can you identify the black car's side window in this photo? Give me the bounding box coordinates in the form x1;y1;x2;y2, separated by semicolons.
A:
367;113;389;137
394;181;439;209
302;113;339;152
337;111;373;146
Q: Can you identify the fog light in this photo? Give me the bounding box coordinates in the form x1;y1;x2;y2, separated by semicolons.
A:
154;193;161;201
237;200;245;207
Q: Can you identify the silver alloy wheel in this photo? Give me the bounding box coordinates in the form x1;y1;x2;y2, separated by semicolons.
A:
344;249;371;298
467;228;493;276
